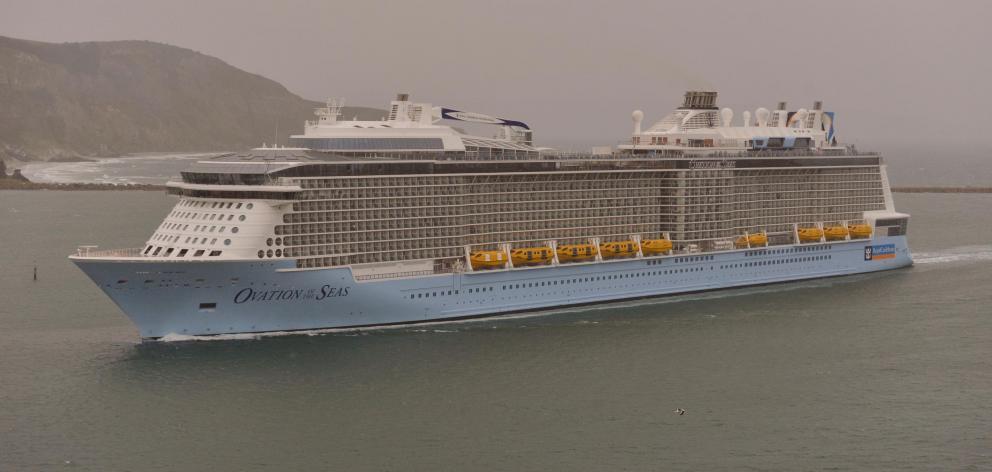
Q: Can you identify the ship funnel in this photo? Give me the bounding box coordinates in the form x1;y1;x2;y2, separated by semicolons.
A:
396;93;409;101
632;110;644;135
813;100;823;111
777;101;787;111
742;110;751;128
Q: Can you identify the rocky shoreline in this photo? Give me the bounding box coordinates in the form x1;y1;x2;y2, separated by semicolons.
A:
0;179;165;191
0;160;164;190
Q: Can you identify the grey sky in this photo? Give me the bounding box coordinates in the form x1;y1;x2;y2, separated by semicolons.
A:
1;0;990;150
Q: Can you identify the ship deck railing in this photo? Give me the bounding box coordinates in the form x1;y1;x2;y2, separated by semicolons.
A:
73;247;145;258
354;269;438;281
297;147;879;162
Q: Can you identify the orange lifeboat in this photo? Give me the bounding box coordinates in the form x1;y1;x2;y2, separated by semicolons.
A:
641;239;673;255
798;227;824;242
470;250;506;270
510;247;553;267
735;232;768;248
823;226;849;241
599;240;639;259
557;244;598;263
848;224;872;239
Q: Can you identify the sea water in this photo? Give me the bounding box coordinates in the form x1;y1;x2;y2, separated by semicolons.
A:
0;189;990;470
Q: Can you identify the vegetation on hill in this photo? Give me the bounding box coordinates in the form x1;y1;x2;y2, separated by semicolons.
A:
0;35;381;161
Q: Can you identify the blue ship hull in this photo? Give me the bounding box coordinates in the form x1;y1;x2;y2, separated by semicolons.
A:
72;236;912;339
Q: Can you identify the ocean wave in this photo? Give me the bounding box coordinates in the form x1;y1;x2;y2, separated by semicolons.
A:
155;321;464;343
20;153;214;185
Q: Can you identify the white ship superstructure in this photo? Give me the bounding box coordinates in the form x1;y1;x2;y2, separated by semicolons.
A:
71;91;913;340
287;94;540;160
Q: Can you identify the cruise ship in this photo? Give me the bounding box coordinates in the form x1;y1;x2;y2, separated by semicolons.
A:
70;91;913;339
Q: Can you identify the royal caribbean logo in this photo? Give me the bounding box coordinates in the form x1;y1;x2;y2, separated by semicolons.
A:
864;243;896;261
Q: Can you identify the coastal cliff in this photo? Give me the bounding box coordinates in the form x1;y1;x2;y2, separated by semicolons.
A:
0;35;382;162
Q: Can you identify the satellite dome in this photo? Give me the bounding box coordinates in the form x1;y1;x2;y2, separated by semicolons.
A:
720;108;733;127
756;107;770;127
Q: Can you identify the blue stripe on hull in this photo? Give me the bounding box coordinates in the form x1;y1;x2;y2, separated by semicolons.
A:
72;236;912;339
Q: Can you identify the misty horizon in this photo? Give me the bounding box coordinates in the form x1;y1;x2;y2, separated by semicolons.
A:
2;0;990;155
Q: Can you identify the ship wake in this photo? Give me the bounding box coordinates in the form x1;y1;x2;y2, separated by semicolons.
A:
912;245;992;265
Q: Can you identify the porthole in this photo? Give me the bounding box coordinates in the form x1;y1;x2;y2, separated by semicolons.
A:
275;237;282;246
239;215;246;222
232;227;239;234
257;250;264;259
224;239;231;246
210;226;216;232
210;238;217;245
275;249;282;257
219;226;225;232
246;203;254;210
236;203;243;209
266;249;273;258
266;238;273;246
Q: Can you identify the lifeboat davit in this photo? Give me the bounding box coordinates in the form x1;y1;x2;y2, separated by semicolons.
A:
470;250;506;270
848;224;872;239
823;226;849;241
557;244;598;262
641;239;673;255
599;240;639;259
511;247;553;266
735;232;768;248
798;227;824;242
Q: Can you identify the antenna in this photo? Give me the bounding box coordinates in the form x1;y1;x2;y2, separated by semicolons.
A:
273;120;279;148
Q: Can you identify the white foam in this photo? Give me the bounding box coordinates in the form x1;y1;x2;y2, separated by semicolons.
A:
20;153;213;185
912;245;992;265
154;320;466;343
